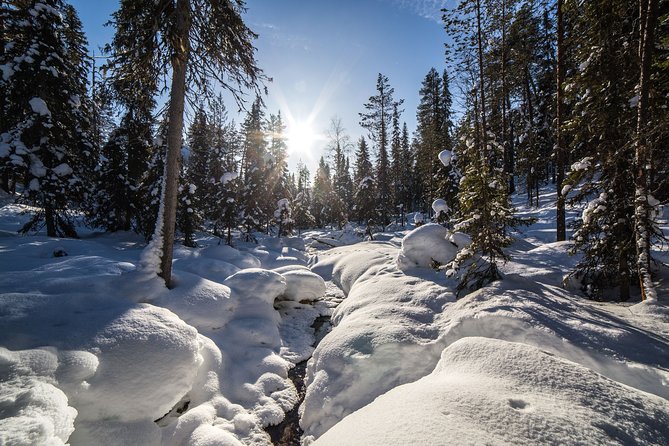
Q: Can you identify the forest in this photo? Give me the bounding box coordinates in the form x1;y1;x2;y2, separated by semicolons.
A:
1;0;668;445
1;0;667;298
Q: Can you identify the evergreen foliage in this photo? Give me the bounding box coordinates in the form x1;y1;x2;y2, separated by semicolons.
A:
1;0;93;237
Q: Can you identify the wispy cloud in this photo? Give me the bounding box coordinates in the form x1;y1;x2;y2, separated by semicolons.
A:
252;22;312;52
381;0;454;24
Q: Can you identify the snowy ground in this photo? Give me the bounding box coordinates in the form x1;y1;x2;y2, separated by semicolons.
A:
1;186;668;445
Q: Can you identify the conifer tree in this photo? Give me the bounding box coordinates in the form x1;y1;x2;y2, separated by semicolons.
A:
327;117;352;225
415;68;453;214
1;0;93;237
293;161;315;232
565;0;639;300
443;0;516;293
353;136;376;224
311;156;334;227
360;73;403;227
239;97;268;238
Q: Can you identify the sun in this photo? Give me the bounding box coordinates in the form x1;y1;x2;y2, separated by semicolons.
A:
286;120;319;155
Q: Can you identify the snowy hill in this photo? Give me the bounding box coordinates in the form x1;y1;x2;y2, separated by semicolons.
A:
1;188;668;446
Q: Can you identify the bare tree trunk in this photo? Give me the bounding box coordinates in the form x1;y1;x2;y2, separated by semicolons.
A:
159;0;190;288
555;0;567;242
635;0;658;301
45;205;56;237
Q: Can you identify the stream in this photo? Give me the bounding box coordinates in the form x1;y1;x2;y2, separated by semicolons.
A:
267;315;332;445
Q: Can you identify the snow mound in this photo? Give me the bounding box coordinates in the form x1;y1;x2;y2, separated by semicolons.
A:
223;269;286;305
200;244;261;270
280;269;326;302
154;271;234;331
73;305;201;422
302;243;454;439
315;337;669;446
448;231;472;249
431;198;449;215
397;223;457;270
174;256;240;283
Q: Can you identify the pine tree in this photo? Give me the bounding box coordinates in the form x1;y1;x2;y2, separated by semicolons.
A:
266;111;291;230
292;161;315;232
565;0;639;300
327;117;352;226
311;156;334;227
208;95;241;244
176;107;211;246
360;73;403;227
1;0;93;237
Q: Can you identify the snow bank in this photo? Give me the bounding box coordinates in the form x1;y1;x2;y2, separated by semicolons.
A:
303;244;669;443
302;242;455;439
316;337;669;446
0;222;321;445
396;223;457;270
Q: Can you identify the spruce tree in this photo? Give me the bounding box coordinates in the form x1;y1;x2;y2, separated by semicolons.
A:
1;0;93;237
565;0;639;300
359;73;403;227
239;97;268;238
353;137;376;224
415;68;453;214
443;0;516;294
293;162;315;232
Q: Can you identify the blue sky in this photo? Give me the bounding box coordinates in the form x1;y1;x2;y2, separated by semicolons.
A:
70;0;452;173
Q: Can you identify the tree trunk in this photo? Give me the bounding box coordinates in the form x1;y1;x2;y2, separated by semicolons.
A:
555;0;567;242
158;0;190;288
635;0;658;301
45;205;56;237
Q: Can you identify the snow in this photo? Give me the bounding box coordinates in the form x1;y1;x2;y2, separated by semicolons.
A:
220;172;238;185
431;198;449;215
397;223;458;269
29;97;51;117
315;336;669;446
571;156;592;172
438;149;452;166
52;163;72;177
1;182;668;446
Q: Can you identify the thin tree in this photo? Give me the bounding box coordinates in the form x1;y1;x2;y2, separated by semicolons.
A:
108;0;264;287
634;0;660;301
555;0;566;241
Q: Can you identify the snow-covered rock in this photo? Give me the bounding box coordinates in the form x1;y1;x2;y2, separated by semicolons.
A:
397;223;457;270
280;269;326;302
223;268;286;305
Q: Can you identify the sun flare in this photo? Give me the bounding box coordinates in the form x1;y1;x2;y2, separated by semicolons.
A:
286;121;319;155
